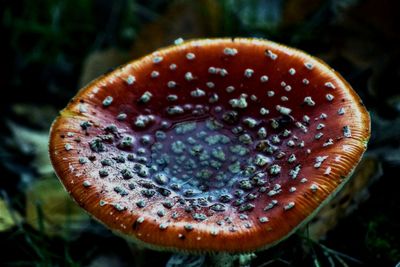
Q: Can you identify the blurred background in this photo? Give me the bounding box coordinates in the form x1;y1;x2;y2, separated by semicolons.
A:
1;0;399;266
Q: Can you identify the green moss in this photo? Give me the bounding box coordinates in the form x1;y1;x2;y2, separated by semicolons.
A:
366;216;400;262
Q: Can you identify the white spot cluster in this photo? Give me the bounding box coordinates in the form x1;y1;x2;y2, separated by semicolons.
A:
134;115;155;128
304;96;315;106
326;94;334;101
185;72;194;81
284;202;295;210
264;200;278;211
102;96;113;107
167;106;184;115
70;42;361;237
152;56;163;64
343;126;352;137
208;67;228;77
138;91;152;103
260;75;269;82
174;38;184;45
151;71;159;78
186;52;196;60
276;105;292;115
223;47;238;56
269;164;281;175
267;91;275;97
226;86;235;93
191;88;206;98
229;95;248;109
260;107;269;115
325;82;336;89
265;49;278;60
314;156;328;168
167;81;177;88
126;75;135;85
244;68;254;78
304;62;314;70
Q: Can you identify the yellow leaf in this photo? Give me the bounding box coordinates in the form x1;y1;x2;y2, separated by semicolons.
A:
0;198;20;232
25;177;90;239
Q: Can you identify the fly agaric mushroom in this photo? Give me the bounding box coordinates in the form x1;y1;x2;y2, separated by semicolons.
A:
49;39;370;256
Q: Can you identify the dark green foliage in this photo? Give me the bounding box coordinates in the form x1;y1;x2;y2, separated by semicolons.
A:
1;0;400;266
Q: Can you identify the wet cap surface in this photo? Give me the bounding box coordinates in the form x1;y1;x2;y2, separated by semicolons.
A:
49;38;370;253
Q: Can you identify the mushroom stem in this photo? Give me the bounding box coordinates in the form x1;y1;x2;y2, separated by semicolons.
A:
208;253;256;267
166;253;256;267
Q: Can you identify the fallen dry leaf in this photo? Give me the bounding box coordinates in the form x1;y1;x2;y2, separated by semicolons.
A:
306;156;382;240
0;198;21;232
25;177;90;239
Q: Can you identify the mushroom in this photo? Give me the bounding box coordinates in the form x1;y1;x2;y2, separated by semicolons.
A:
49;38;370;264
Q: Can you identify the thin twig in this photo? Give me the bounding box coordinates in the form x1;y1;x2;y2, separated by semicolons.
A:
334;254;350;267
319;244;363;264
257;258;291;267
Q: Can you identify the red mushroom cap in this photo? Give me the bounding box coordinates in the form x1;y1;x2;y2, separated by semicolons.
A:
49;38;370;253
